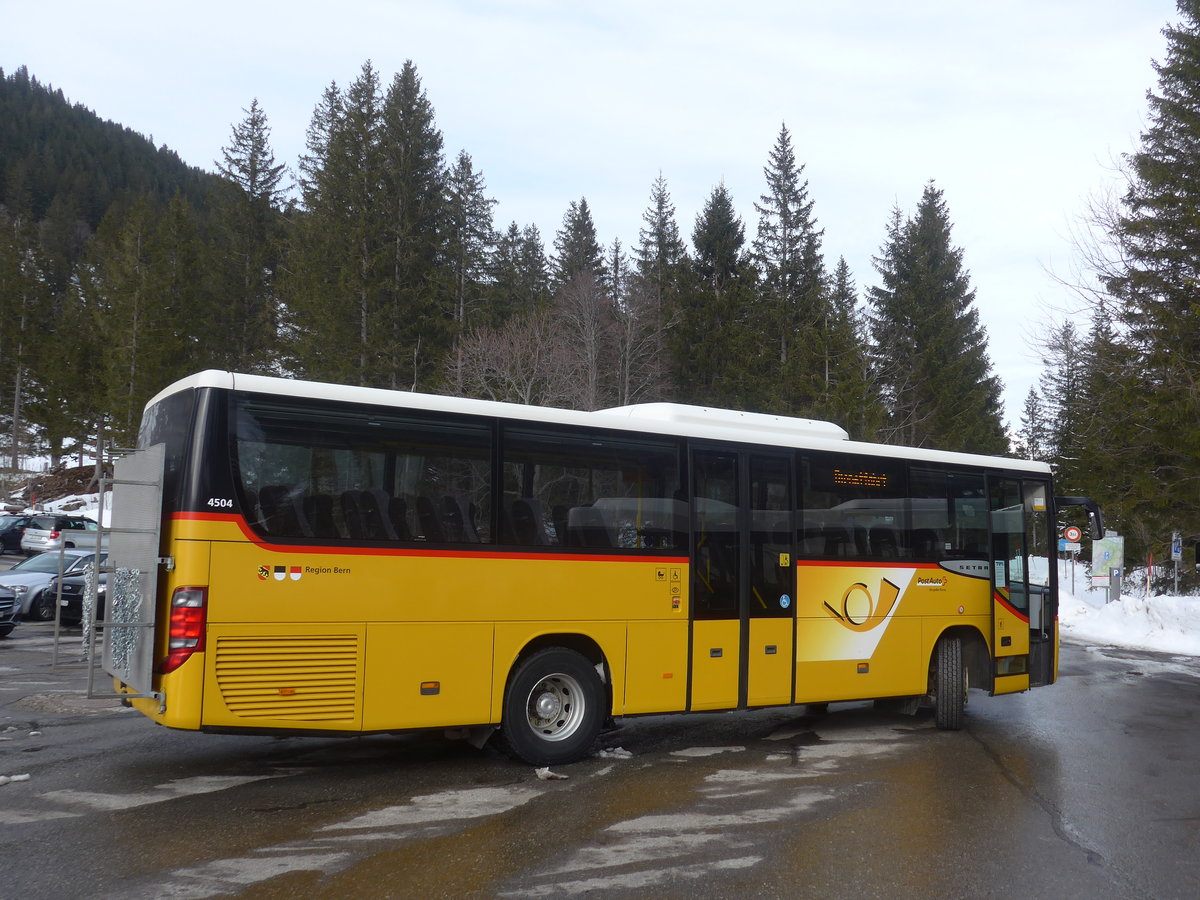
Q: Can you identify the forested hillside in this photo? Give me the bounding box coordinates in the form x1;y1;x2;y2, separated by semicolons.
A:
0;66;212;227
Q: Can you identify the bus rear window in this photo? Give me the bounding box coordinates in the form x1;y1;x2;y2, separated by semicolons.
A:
138;389;196;453
137;388;196;508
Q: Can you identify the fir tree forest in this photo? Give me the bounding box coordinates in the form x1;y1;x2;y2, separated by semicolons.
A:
3;1;1200;579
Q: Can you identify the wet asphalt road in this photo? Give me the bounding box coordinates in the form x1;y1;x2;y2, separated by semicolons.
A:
2;613;1198;899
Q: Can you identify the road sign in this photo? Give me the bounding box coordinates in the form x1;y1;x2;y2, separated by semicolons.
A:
1063;525;1083;542
1171;531;1182;561
1058;540;1081;552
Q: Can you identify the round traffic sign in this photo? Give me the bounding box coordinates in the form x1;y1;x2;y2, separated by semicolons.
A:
1064;525;1083;542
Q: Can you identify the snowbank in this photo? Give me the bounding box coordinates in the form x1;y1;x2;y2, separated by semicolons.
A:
1059;563;1200;656
23;489;110;527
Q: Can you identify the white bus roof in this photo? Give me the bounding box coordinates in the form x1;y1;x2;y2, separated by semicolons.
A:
147;370;1051;475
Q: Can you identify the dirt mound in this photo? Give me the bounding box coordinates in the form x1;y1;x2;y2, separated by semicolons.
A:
23;464;111;508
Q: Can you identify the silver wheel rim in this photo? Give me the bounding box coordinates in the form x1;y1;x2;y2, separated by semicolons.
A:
524;672;586;742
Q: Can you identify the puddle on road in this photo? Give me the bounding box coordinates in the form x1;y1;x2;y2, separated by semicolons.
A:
106;715;931;899
320;785;543;833
668;745;745;758
499;720;928;897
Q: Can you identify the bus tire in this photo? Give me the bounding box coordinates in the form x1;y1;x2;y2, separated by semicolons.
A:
934;634;966;730
497;648;604;766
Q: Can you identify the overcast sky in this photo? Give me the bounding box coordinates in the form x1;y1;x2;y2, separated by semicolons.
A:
4;1;1180;427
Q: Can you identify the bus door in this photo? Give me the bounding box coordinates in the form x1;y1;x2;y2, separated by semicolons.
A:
988;477;1055;692
689;449;795;710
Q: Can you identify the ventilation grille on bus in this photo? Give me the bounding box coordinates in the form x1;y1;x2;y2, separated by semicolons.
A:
214;634;359;722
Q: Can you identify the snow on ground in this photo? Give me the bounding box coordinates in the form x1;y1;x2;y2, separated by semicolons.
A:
27;490;111;527
19;491;1200;658
1058;562;1200;657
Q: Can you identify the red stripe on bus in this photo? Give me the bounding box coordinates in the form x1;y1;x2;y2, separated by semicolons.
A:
795;559;943;570
170;512;688;564
993;590;1030;623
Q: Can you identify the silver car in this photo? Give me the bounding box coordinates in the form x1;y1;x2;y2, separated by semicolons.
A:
0;549;108;621
0;585;18;637
19;514;100;555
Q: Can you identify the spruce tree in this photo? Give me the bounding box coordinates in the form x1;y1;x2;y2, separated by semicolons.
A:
212;98;287;373
1034;320;1088;476
1103;0;1200;551
379;61;448;390
0;210;48;467
820;257;885;438
634;173;687;309
552;198;606;287
1073;300;1146;540
489;222;550;326
671;183;757;408
83;196;207;444
867;183;1007;454
286;64;387;386
751;124;827;413
1015;387;1051;461
444;150;496;330
692;182;745;290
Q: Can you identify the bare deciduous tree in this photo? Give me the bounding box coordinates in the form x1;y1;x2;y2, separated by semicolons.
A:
554;270;612;410
446;309;581;407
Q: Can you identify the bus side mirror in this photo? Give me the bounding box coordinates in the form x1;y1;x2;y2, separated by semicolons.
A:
1055;497;1104;540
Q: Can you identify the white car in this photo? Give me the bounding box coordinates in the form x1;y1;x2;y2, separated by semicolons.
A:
0;549;108;621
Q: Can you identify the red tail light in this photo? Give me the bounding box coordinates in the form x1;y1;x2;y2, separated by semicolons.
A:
159;586;207;674
50;530;60;539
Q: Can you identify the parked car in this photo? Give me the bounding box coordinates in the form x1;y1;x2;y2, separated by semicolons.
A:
0;549;108;621
0;514;35;554
55;569;108;626
0;584;19;637
19;514;100;556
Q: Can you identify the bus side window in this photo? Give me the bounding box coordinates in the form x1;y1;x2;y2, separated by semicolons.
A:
260;485;305;536
441;495;480;543
799;526;824;556
386;496;410;540
501;425;682;553
304;492;339;539
568;506;615;548
869;525;901;558
799;452;907;561
909;468;986;560
509;498;547;545
415;495;446;542
911;527;939;557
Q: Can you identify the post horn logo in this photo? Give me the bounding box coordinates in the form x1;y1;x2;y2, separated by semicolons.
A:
823;579;901;632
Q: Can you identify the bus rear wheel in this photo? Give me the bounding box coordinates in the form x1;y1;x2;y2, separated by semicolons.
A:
497;648;604;766
933;634;967;730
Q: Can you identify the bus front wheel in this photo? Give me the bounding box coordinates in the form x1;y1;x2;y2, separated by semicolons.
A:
497;648;604;766
933;634;967;730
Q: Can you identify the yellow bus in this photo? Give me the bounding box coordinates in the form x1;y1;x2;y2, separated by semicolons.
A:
103;371;1102;765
